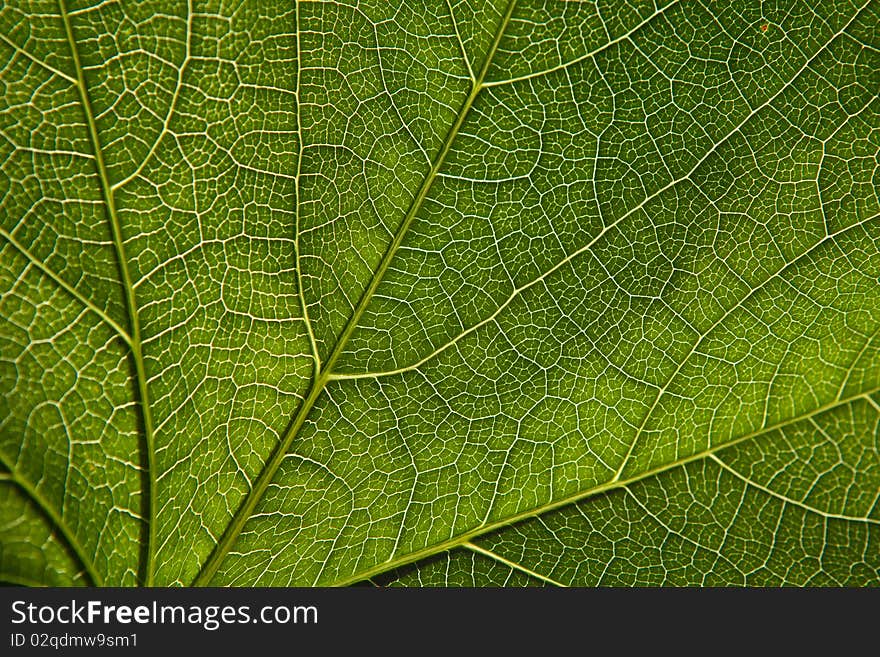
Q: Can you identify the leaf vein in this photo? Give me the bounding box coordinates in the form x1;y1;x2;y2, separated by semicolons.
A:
57;0;158;586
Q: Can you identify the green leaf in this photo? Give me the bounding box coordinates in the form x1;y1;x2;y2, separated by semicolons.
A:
377;395;880;585
0;0;878;587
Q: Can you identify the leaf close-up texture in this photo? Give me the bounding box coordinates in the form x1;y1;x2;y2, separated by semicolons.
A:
1;0;879;588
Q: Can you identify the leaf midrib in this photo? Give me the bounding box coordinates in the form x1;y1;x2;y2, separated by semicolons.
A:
193;0;519;586
57;0;158;586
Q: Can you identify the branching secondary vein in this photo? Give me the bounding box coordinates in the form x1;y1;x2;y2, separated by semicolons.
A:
0;451;103;586
329;388;879;586
193;0;520;586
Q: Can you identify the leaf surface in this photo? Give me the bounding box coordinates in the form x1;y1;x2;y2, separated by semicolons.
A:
0;0;878;586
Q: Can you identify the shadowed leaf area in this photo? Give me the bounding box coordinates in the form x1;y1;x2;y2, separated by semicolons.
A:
1;0;878;587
